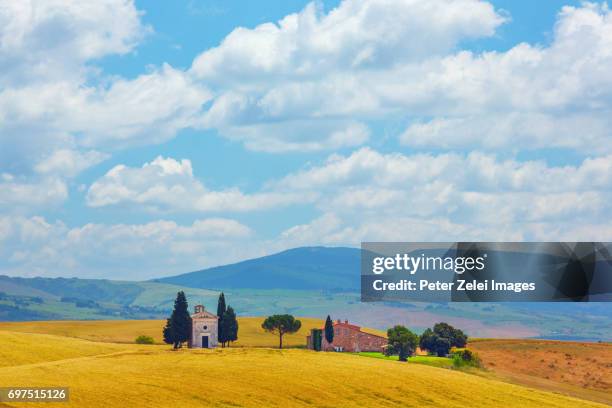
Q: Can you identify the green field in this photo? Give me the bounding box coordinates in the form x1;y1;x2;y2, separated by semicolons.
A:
357;352;454;368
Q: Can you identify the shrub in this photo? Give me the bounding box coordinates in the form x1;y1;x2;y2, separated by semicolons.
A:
451;348;481;368
135;335;155;344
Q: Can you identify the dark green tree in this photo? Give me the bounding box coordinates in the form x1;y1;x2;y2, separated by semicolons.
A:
385;325;418;362
162;317;174;346
419;323;468;357
222;306;238;347
433;322;467;348
217;292;226;320
311;329;323;351
261;314;302;349
419;328;436;352
217;292;227;347
433;337;451;357
162;291;192;349
420;327;448;357
324;315;334;344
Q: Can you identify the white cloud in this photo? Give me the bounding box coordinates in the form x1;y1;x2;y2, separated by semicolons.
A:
191;0;506;151
271;148;612;244
390;3;612;152
0;1;210;212
278;213;612;247
0;216;253;279
278;214;527;247
400;113;612;152
87;156;309;212
0;0;148;85
66;65;211;148
189;1;612;153
34;149;109;177
0;65;211;172
0;177;68;212
191;0;504;80
0;146;108;213
275;148;612;193
213;119;370;153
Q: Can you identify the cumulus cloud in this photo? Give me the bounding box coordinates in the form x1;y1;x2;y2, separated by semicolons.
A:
191;0;504;80
87;156;309;212
0;175;68;212
191;0;506;151
0;0;148;85
0;64;210;176
189;1;612;153
400;113;612;152
0;1;212;210
274;148;612;193
272;148;612;243
0;216;253;279
278;213;612;247
87;147;612;240
0;148;108;214
34;149;109;177
395;3;612;152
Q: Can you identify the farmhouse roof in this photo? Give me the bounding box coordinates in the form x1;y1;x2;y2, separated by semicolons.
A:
331;319;387;340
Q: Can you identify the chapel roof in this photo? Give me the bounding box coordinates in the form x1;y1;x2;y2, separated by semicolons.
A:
192;305;218;319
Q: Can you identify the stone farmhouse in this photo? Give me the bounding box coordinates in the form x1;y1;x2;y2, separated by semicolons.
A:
307;319;387;352
190;305;218;348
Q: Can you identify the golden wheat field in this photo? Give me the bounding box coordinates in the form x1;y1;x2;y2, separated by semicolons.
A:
0;326;608;408
0;317;387;348
0;317;331;347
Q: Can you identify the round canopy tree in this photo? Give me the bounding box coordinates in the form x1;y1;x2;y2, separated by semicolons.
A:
386;325;418;362
261;314;302;349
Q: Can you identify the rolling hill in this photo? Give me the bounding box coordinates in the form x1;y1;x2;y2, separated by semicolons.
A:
153;246;360;290
0;328;606;408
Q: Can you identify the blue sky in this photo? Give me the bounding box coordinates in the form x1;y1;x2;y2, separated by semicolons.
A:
0;0;610;280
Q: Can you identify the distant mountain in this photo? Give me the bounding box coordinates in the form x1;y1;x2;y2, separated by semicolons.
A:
153;246;361;290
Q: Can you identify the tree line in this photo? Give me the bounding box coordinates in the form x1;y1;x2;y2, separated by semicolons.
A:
385;322;467;361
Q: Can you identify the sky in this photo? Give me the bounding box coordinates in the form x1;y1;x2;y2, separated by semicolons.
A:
1;0;611;280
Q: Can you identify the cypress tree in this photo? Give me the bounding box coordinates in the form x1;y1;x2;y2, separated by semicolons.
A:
217;292;226;319
312;329;323;351
324;315;334;344
223;306;238;347
217;292;227;347
162;317;174;346
162;291;192;349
